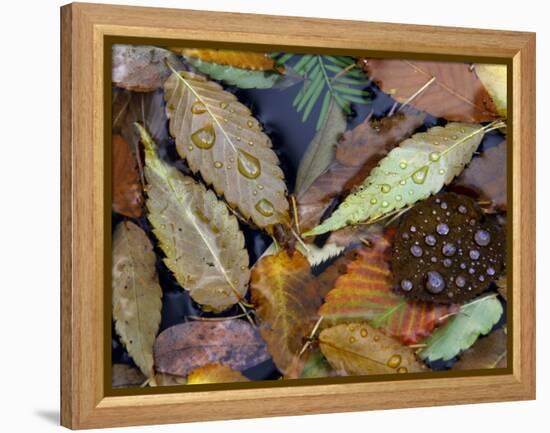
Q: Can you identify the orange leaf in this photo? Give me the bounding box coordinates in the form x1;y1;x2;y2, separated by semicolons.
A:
187;363;249;384
319;232;458;345
112;134;143;218
174;48;277;71
297;111;425;231
250;250;319;374
362;59;500;122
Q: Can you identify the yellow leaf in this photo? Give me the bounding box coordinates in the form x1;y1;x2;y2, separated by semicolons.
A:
475;64;507;118
187;363;249;384
174;48;276;71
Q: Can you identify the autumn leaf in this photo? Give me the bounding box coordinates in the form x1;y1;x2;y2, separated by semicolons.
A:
496;275;508;301
154;373;187;386
112;221;163;379
319;233;457;344
112;44;184;92
112;134;143;218
453;327;507;370
163;70;289;231
362;59;499;122
138;124;250;312
154;321;270;377
250;249;319;374
305;122;491;236
419;295;503;362
319;323;425;375
296;350;336;379
112;364;146;389
475;64;507;118
174;48;278;71
187;363;249;384
297;111;425;231
294;99;347;196
449;137;507;212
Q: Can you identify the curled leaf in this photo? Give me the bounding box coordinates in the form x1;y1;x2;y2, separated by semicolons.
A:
306;122;489;236
112;44;184;92
453;327;507;370
419;295;503;362
250;250;318;374
319;323;425;375
298;111;425;231
112;221;163;379
112;134;143;218
187;363;249;384
138;124;250;312
154;321;270;377
164;70;289;231
362;59;499;122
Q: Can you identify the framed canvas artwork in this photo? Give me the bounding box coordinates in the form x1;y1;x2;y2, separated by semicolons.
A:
61;2;536;429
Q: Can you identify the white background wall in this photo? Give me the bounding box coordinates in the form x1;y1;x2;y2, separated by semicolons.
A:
0;0;545;431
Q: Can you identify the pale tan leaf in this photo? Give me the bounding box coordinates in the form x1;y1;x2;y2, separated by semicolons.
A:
112;221;163;379
164;70;289;232
187;363;249;384
319;323;425;375
138;124;250;312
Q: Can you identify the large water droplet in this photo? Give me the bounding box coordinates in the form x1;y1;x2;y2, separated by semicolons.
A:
401;279;413;291
255;199;274;217
474;229;491;246
443;258;452;268
381;184;391;193
381;200;389;208
191;101;207;114
237;150;261;179
387;354;402;368
191;123;216;149
411;166;429;184
442;243;457;257
425;271;445;294
370;197;378;205
429;151;441;162
424;235;437;246
487;267;496;276
395;194;402;202
436;223;450;236
410;245;423;257
455;276;466;287
399;161;408;169
214;161;223;169
469;249;480;260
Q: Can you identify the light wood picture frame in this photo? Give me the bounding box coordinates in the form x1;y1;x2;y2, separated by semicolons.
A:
61;2;536;429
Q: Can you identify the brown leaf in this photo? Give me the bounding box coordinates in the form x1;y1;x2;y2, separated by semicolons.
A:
362;59;499;122
111;364;146;389
297;111;425;231
496;274;508;301
187;363;249;384
453;327;507;370
112;44;184;92
173;48;277;71
154;373;187;386
112;134;143;218
154;321;270;377
250;250;318;374
449;137;507;212
319;322;425;375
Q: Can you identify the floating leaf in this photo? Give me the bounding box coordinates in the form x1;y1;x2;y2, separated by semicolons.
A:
112;221;163;379
453;327;507;370
154;321;270;377
362;59;499;122
164;70;289;231
112;134;143;218
112;44;184;92
138;124;250;312
320;232;457;344
250;249;319;374
294;100;347;195
419;295;503;362
475;64;507;118
319;322;424;375
277;55;371;130
112;364;146;389
298;111;425;231
305;122;490;236
185;57;283;89
175;48;278;71
187;363;249;384
450;137;507;212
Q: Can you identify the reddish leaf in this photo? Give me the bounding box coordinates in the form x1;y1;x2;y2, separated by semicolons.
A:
250;250;319;374
153;321;269;377
297;111;425;231
362;59;500;122
319;232;458;345
449;137;507;212
112;134;143;218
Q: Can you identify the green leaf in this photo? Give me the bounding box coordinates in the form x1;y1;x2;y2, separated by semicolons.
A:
304;122;490;236
419;295;503;362
136;124;251;312
186;57;282;89
295;99;347;195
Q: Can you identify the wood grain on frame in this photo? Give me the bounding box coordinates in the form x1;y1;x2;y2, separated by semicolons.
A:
60;2;535;429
